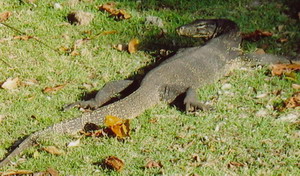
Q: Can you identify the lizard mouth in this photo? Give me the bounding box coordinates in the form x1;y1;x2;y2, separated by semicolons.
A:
176;20;218;39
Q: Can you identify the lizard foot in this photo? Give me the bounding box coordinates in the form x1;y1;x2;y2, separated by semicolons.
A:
184;88;213;112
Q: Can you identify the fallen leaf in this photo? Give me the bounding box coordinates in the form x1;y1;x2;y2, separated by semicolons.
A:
1;77;19;90
271;63;300;76
42;146;64;155
43;84;66;93
145;160;163;168
242;30;273;41
105;115;130;138
98;2;131;20
47;168;59;176
13;35;34;40
0;170;33;176
292;84;300;90
31;168;59;176
0;11;12;22
110;120;130;138
277;38;288;43
285;92;300;108
104;156;124;171
128;38;139;54
67;139;80;147
228;161;245;168
70;50;80;56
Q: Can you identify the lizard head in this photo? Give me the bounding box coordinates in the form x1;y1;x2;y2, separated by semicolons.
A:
176;19;218;39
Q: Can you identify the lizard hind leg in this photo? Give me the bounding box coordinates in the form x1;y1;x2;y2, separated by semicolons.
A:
64;80;134;110
184;88;212;112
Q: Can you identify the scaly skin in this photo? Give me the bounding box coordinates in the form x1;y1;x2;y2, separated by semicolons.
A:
0;19;241;168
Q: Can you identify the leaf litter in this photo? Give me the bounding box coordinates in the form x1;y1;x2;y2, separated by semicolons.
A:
98;2;131;20
103;156;124;171
0;11;12;22
81;115;130;138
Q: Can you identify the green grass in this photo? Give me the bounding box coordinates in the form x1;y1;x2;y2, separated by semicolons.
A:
0;0;300;175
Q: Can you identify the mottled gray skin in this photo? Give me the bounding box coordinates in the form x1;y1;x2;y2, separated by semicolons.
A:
0;19;242;167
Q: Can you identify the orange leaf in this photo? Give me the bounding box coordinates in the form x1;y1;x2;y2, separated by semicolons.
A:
0;11;12;22
42;146;64;155
128;38;139;54
104;115;130;138
43;84;66;93
271;63;300;76
285;92;300;108
98;2;131;20
104;156;124;171
242;30;273;41
110;119;130;138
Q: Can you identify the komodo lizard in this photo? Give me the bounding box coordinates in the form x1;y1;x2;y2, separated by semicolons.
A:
0;19;292;167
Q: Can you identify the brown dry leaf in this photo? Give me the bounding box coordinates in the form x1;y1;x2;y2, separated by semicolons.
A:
13;35;34;40
42;146;64;155
277;38;288;43
105;115;130;138
31;168;59;176
104;156;124;171
46;168;59;176
285;92;300;108
43;84;66;93
242;30;273;41
1;77;19;90
292;84;300;90
0;11;12;22
145;160;163;169
0;170;33;176
271;63;300;76
228;161;245;168
98;2;131;20
128;38;139;54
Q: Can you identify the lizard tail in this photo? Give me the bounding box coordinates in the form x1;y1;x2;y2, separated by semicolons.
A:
0;86;160;168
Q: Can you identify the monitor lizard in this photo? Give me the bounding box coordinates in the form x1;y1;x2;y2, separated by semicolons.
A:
0;19;293;168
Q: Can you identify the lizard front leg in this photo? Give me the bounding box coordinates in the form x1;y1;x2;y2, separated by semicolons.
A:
184;88;211;112
64;80;134;110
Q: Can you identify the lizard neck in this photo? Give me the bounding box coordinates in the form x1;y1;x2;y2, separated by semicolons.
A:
207;19;242;60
